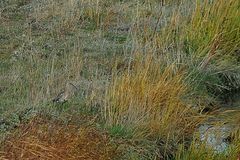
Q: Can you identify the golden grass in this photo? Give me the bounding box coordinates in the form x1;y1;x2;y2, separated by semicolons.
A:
104;55;205;140
1;0;239;159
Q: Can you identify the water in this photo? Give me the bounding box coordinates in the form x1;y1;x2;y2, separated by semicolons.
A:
198;123;232;153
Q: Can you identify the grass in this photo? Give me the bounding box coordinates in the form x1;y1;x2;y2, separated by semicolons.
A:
104;56;204;140
0;116;118;160
176;131;240;160
184;0;240;60
0;0;240;159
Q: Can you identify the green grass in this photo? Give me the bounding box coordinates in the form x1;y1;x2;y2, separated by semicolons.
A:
1;0;240;159
176;133;240;160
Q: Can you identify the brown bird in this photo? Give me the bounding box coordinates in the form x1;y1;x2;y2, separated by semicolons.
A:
52;82;78;103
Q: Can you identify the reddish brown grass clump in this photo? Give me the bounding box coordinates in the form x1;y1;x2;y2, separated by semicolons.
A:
0;116;117;160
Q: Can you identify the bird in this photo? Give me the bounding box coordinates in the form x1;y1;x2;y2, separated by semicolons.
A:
52;82;78;104
52;90;68;103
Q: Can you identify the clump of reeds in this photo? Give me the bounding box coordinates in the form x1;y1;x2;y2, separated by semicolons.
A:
183;0;240;68
104;55;204;141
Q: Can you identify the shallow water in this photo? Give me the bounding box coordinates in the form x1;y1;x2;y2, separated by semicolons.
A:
198;100;240;153
198;123;232;153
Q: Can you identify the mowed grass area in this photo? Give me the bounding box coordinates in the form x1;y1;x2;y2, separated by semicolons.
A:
0;0;240;159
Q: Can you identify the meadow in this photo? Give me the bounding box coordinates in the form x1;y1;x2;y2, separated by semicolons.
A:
0;0;240;159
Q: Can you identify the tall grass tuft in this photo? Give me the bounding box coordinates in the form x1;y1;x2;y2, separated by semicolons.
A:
104;55;204;140
183;0;240;68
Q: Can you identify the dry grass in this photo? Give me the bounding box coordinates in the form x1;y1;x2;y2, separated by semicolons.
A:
0;116;118;160
1;0;240;159
104;55;205;140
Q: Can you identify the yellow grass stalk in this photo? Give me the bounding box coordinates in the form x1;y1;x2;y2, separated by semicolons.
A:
104;56;203;139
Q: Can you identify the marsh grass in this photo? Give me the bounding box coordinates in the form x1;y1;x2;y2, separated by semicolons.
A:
184;0;240;59
104;55;205;141
1;0;240;159
176;132;240;160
